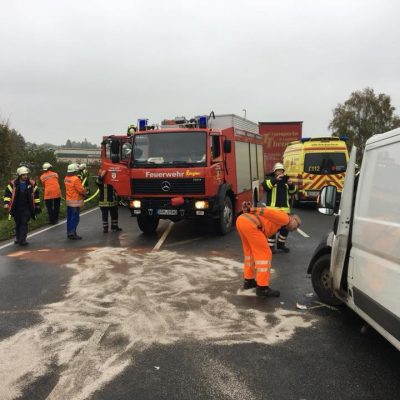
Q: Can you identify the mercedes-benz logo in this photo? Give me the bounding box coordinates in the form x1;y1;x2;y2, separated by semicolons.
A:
161;181;171;192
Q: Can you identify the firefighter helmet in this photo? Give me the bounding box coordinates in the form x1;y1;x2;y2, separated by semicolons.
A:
67;163;79;173
17;166;30;176
79;163;87;170
42;162;52;171
273;162;285;172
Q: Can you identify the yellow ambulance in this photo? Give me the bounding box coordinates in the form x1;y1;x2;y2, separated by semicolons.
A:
283;137;349;204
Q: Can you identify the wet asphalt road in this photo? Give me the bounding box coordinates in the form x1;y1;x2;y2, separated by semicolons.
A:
0;206;399;400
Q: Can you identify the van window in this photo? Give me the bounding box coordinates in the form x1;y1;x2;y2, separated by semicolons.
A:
304;152;347;174
358;144;400;224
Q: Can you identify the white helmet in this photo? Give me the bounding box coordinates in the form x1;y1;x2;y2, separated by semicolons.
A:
67;163;79;173
273;162;285;172
42;162;52;171
17;166;30;176
79;163;87;170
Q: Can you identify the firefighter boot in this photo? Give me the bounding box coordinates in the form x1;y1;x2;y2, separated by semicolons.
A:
256;286;280;297
277;242;290;253
243;279;257;290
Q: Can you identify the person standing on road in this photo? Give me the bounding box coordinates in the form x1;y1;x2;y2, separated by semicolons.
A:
236;202;301;297
64;163;86;240
40;162;61;225
3;166;41;246
263;162;297;253
96;169;122;233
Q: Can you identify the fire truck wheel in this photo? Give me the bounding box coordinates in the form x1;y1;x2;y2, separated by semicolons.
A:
311;254;343;306
137;215;160;235
214;196;233;235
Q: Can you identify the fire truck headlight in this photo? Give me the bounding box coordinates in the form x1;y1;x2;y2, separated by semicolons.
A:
195;201;209;209
130;200;141;208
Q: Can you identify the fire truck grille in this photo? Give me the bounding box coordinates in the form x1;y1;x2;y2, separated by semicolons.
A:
132;178;205;195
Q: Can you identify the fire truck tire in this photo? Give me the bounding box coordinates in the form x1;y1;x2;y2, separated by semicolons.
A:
137;215;160;235
214;196;233;235
311;254;343;306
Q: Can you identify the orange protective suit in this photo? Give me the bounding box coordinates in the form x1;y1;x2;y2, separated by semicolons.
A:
236;207;289;286
40;170;61;200
64;175;85;207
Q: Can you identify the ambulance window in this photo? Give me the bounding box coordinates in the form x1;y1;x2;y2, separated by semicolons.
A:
304;153;347;174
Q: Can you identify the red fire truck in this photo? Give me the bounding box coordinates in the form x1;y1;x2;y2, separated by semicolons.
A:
100;114;265;235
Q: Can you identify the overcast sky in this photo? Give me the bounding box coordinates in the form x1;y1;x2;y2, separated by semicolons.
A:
1;0;399;145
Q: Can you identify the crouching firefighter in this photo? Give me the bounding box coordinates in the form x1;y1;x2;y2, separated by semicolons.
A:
263;162;297;253
236;202;301;297
96;169;122;233
3;166;41;246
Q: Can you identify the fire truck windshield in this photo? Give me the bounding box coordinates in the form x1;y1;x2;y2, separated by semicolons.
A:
133;131;207;167
304;152;347;175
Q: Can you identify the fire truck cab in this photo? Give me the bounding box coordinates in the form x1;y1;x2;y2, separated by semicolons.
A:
101;114;265;235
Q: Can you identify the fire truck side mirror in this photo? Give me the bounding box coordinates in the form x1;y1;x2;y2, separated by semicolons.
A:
223;140;232;154
111;139;120;163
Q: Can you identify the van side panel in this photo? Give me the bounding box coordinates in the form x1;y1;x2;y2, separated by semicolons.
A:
349;139;400;343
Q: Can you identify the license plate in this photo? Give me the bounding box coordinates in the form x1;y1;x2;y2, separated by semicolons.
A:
157;209;178;216
307;191;320;197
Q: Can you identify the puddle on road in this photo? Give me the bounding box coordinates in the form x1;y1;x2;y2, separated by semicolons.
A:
0;247;314;400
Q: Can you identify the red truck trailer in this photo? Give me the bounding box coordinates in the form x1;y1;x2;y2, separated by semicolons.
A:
100;114;264;235
258;121;303;174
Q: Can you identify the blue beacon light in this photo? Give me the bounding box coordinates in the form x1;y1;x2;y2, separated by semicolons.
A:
198;115;208;129
138;119;148;131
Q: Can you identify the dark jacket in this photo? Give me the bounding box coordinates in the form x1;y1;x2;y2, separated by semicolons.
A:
262;173;297;212
4;178;40;217
96;177;118;207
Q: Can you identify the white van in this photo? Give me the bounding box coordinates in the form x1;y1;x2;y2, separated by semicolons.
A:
308;127;400;351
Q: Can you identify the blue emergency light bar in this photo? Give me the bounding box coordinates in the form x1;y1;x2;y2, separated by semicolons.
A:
198;115;208;129
138;119;148;131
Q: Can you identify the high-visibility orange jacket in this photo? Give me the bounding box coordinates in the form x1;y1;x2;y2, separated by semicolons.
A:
64;175;85;207
236;207;289;286
40;170;61;200
248;207;290;236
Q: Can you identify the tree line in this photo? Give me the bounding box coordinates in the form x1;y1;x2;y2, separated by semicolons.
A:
329;87;400;162
0;123;92;190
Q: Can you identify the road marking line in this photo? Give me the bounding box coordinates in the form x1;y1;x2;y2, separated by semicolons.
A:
152;221;174;252
0;208;97;251
297;228;310;238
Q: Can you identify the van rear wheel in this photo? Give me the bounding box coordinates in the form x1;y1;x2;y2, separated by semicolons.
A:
311;254;342;306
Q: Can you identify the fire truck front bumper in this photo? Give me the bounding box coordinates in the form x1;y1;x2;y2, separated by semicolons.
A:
129;197;218;220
